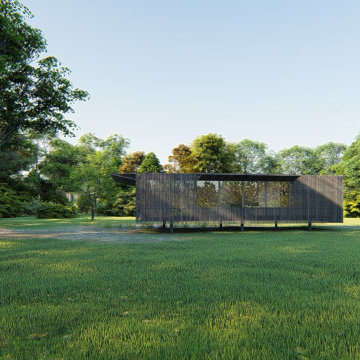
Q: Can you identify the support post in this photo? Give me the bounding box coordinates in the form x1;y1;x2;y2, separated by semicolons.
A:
264;182;268;208
170;222;174;233
218;180;221;226
287;182;290;208
241;183;245;230
275;219;278;229
307;189;312;231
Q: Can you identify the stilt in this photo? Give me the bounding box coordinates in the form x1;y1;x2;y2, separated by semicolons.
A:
170;222;174;233
275;219;278;229
219;221;222;229
241;223;244;232
162;221;166;229
308;221;312;231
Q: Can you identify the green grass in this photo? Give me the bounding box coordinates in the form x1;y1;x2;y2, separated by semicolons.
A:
0;215;136;229
1;218;360;359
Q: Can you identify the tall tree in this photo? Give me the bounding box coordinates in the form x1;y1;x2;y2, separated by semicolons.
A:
333;136;360;217
164;144;196;173
119;151;145;173
38;139;79;194
0;0;88;179
191;133;235;173
315;142;346;174
233;139;279;174
74;133;129;220
138;152;163;173
276;146;322;175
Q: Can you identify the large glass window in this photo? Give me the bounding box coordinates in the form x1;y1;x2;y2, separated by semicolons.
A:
244;181;265;207
266;182;291;208
220;181;242;207
197;181;218;207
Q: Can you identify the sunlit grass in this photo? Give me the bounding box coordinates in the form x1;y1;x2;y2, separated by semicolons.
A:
0;215;136;229
1;218;360;358
1;215;359;231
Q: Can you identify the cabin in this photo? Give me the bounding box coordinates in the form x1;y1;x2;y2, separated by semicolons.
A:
111;173;343;231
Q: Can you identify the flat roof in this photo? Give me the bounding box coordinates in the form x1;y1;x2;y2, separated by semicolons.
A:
111;173;300;186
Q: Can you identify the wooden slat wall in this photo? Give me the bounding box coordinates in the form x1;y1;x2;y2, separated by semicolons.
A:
136;174;343;223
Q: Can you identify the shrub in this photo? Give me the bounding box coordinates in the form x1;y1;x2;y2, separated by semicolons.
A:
76;194;93;214
0;183;24;218
36;202;77;219
113;189;136;216
344;191;360;218
23;197;41;216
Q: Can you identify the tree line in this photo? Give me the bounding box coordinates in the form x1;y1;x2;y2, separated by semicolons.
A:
2;129;360;219
1;1;359;219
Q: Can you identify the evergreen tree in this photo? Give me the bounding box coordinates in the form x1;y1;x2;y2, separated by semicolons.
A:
138;153;163;173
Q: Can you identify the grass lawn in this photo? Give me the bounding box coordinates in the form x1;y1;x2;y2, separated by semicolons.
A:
0;215;136;229
1;218;360;359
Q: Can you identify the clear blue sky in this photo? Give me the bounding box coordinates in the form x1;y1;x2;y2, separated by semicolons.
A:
23;0;360;163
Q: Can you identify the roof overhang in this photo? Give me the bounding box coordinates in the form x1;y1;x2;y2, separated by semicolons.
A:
111;173;136;186
196;173;299;182
111;173;299;186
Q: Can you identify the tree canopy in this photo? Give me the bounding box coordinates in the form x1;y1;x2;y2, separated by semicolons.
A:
191;133;235;173
164;144;196;173
138;152;163;173
0;0;88;181
233;139;279;174
119;152;145;173
333;136;360;217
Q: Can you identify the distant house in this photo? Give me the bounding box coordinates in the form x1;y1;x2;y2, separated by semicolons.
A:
111;173;343;231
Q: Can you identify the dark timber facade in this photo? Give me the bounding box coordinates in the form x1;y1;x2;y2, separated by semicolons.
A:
111;173;343;228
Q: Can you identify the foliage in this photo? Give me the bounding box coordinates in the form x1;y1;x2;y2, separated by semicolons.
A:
2;220;360;358
113;188;136;216
74;133;129;219
276;146;322;175
95;188;135;217
342;191;360;218
24;170;68;205
233;139;279;174
334;136;360;189
36;201;77;219
164;144;197;173
0;0;88;189
316;142;346;175
38;139;80;192
191;133;235;173
0;183;24;218
333;136;360;217
23;197;41;216
138;152;163;173
0;134;39;181
119;152;145;173
76;193;93;214
0;1;88;148
197;181;218;206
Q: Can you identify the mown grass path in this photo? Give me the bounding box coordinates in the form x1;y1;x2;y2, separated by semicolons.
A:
1;217;360;359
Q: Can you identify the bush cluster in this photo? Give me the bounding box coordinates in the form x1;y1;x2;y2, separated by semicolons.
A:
0;183;24;218
36;202;77;219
